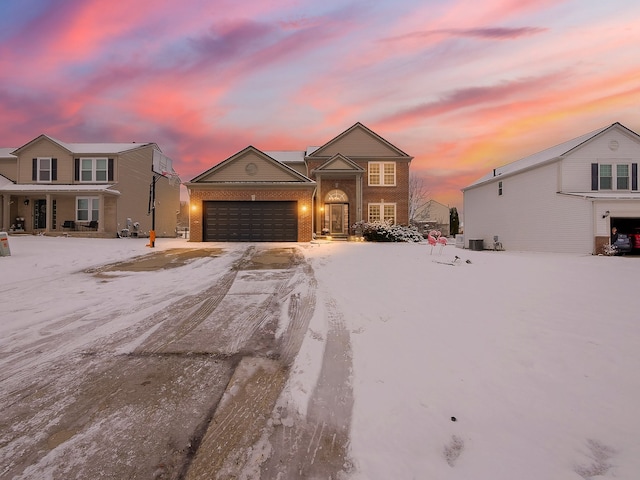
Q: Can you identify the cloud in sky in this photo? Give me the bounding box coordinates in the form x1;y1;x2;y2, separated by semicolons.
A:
1;0;639;210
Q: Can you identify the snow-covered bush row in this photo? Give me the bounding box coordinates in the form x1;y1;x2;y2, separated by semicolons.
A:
353;221;423;242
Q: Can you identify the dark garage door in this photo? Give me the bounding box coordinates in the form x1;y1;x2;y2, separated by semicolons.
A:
204;201;298;242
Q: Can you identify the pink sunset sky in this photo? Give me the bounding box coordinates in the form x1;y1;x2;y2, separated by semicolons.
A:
1;0;639;211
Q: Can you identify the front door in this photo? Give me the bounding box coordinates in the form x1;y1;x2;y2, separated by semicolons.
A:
326;203;349;234
34;200;46;229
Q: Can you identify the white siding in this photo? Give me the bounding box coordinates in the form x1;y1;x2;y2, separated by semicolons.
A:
464;162;593;253
561;129;640;192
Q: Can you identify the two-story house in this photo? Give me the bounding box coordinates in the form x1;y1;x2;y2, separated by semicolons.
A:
186;123;413;242
412;199;451;237
462;122;640;254
0;134;180;238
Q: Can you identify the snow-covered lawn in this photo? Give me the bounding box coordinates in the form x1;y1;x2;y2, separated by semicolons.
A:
1;235;639;479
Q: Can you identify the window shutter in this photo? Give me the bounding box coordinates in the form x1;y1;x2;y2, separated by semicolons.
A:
108;158;114;181
633;163;638;191
51;158;57;181
591;163;598;191
75;158;80;181
32;158;37;181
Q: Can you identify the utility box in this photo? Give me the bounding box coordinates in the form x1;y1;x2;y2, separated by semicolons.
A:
0;232;11;256
469;239;484;251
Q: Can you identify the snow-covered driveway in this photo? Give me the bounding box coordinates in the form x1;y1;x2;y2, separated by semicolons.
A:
0;238;352;479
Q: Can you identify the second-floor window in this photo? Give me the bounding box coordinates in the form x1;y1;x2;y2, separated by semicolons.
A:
369;162;396;186
32;157;57;182
81;158;108;182
599;164;613;189
598;163;629;190
617;164;629;189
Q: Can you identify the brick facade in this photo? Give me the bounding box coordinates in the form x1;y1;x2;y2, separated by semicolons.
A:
187;123;412;242
189;187;314;242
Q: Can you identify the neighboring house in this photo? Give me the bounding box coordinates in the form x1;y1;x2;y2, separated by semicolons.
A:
462;122;640;254
186;123;412;242
0;134;180;237
413;199;451;237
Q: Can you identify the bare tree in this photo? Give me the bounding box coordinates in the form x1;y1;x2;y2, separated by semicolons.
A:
408;173;430;225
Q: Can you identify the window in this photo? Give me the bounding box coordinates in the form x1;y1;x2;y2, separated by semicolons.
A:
32;158;57;182
368;203;396;223
617;164;629;190
498;181;503;196
368;162;396;186
369;204;380;222
76;197;99;222
37;158;51;182
599;164;612;190
80;158;108;182
383;204;396;222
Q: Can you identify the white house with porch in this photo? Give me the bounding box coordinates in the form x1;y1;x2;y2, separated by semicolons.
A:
462;122;640;254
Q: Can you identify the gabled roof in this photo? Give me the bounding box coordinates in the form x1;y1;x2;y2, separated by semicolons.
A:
0;148;17;158
0;174;13;187
189;146;314;183
464;122;637;189
264;150;306;164
11;134;156;155
309;122;412;158
312;153;365;174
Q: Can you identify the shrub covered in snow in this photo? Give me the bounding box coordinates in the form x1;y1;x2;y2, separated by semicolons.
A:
354;221;423;243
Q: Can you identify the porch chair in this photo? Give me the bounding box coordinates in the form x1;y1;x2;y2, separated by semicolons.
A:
62;220;76;231
87;220;98;231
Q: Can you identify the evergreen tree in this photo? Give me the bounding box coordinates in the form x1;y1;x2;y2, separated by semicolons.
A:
450;207;460;235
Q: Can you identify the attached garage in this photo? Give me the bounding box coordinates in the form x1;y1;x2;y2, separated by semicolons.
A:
204;201;298;242
186;146;316;242
611;217;640;252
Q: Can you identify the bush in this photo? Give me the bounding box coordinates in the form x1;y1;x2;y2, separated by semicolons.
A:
354;221;423;243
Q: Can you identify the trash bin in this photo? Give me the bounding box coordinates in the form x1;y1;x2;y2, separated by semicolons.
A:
455;235;464;249
0;232;11;256
469;239;484;251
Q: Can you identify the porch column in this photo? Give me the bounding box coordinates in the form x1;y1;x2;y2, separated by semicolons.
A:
315;176;322;234
0;194;7;231
46;193;52;233
356;173;363;222
98;193;105;232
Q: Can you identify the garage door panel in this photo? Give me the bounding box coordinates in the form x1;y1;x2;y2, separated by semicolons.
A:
204;201;298;242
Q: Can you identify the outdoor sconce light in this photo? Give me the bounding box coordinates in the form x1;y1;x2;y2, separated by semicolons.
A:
301;205;308;213
24;199;30;206
602;210;610;218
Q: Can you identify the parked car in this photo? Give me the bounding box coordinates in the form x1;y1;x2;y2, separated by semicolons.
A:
629;230;640;250
613;233;632;254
